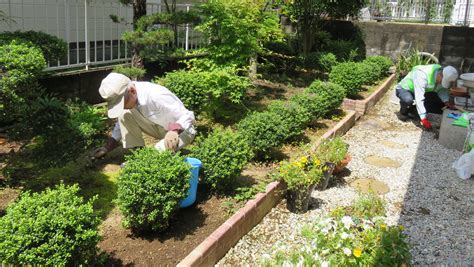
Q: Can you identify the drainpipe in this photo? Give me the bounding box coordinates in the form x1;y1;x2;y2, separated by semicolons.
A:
464;0;471;26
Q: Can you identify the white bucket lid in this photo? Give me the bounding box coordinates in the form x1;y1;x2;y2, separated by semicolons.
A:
460;73;474;82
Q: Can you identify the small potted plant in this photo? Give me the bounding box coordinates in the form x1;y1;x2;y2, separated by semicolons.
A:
277;156;324;213
315;137;350;189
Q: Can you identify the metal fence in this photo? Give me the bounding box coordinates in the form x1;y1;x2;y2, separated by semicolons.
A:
0;0;204;71
360;0;473;26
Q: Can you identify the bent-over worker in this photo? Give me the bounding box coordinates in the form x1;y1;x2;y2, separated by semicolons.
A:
396;64;458;129
93;72;196;158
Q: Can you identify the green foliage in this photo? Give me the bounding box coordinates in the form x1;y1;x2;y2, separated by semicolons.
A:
264;216;411;266
396;48;436;80
268;100;312;139
197;0;283;67
0;31;67;61
157;67;251;115
358;61;382;85
0;184;100;266
326;39;362;62
113;65;146;80
329;62;367;97
0;41;46;123
316;137;348;164
305;80;346;118
233;181;267;203
363;56;393;77
276;156;324;190
318;52;338;72
67;102;107;150
117;148;191;232
352;193;387;219
190;128;253;192
237;111;289;158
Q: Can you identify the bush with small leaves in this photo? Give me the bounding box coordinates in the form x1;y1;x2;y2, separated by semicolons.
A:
318;52;338;73
113;65;146;80
268;100;312;139
306;80;345;119
190;127;253;192
0;184;100;266
0;31;67;61
329;62;367;97
117;148;191;232
363;55;393;77
237;111;289;158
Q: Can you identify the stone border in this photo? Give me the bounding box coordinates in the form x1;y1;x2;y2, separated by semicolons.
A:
342;74;396;119
177;111;357;267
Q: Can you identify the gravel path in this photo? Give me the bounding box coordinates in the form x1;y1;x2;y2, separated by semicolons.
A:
217;93;474;266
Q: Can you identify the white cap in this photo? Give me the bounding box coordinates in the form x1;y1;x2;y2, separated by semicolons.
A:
442;66;458;89
98;73;131;118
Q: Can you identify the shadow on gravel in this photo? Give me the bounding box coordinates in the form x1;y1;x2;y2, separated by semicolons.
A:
397;130;474;265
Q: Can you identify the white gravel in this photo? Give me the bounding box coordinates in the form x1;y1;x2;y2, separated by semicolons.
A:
217;93;474;266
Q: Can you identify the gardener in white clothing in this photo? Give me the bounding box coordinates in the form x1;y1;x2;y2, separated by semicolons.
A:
93;72;196;158
396;64;458;129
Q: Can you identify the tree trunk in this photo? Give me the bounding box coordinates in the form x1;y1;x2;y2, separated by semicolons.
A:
131;0;146;68
249;55;257;79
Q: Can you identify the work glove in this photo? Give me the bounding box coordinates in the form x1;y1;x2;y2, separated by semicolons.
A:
92;147;108;159
168;122;183;133
420;118;432;129
164;130;179;152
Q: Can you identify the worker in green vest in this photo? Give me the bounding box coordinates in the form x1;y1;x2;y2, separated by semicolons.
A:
396;64;458;129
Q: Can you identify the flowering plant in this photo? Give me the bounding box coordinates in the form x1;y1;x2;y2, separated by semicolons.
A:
263;216;411;266
316;137;348;165
277;155;325;190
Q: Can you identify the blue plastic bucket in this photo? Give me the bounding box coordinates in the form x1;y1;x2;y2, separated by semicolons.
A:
180;157;202;208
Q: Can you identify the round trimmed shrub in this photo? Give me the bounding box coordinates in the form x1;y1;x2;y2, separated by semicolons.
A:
306;80;346;118
237;111;289;158
0;31;67;61
268;100;312;138
358;61;382;85
0;184;100;266
318;52;338;73
363;55;393;76
329;62;366;97
190;127;253;192
117;148;191;232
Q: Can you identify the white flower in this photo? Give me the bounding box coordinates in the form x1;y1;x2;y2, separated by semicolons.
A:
343;247;352;256
322;249;330;255
341;216;354;229
282;260;293;267
340;232;349;239
321;260;329;267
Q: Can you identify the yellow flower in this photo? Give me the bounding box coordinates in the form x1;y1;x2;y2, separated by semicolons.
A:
300;156;308;164
353;248;362;258
399;225;404;231
380;224;386;230
313;158;321;166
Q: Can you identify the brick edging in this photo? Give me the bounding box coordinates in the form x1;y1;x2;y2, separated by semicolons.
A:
178;111;358;267
342;73;396;118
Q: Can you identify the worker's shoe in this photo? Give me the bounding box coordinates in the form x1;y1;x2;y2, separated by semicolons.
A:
397;105;410;121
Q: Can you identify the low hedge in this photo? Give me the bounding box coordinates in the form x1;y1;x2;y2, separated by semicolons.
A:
117;148;191;232
305;80;345;119
268;100;312;139
329;62;367;97
0;184;100;266
363;56;392;77
0;31;67;61
190;127;253;192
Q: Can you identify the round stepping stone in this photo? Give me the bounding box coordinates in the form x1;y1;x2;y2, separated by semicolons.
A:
365;156;401;168
350;178;389;195
380;140;408;149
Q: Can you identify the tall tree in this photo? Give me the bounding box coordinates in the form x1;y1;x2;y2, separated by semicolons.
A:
118;0;147;68
285;0;364;55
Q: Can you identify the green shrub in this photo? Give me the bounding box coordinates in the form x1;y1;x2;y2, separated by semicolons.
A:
352;193;386;219
268;100;312;139
237;111;289;158
318;52;338;72
113;65;146;80
289;92;318;117
157;67;250;115
326;39;362;61
396;48;435;80
306;80;345;118
0;42;46;123
329;62;366;97
117;148;191;232
358;61;382;85
67;102;107;149
264;40;295;56
363;56;392;76
190;128;253;192
0;31;67;61
316;136;348;164
299;52;321;69
0;184;100;266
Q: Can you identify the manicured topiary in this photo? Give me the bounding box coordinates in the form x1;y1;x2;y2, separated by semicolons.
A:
268;100;312;138
117;148;191;232
306;80;345;118
237;111;289;158
329;62;366;97
190;127;253;192
358;61;381;85
0;184;100;266
363;55;393;76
